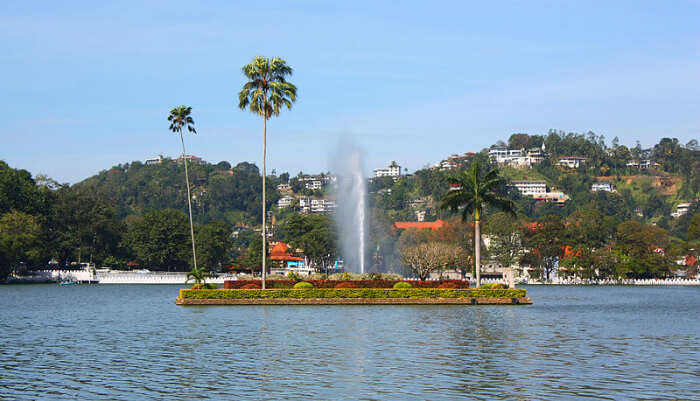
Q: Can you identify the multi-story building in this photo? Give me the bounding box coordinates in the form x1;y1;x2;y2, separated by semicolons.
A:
310;198;336;214
145;155;163;165
305;180;323;190
558;156;587;168
373;161;401;179
532;191;570;205
510;180;547;196
298;196;336;214
671;203;691;218
488;147;545;168
277;195;294;209
591;182;615;192
176;154;202;164
277;183;291;192
626;160;659;170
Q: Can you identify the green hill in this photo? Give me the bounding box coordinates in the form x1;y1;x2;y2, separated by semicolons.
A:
74;159;280;226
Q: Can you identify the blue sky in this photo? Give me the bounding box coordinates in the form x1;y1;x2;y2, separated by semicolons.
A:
1;0;699;183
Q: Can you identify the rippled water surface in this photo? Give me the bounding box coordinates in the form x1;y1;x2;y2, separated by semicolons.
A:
1;285;699;400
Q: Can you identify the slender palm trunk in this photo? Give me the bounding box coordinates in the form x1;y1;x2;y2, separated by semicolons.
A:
180;132;198;271
261;116;267;289
474;217;481;288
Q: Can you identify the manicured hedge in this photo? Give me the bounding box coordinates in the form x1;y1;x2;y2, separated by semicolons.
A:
223;279;470;289
180;288;526;300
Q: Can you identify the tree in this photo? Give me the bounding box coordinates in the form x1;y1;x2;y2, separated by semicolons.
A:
126;209;192;271
195;221;233;272
401;242;460;280
186;266;210;287
562;210;616;278
687;213;700;242
0;211;42;271
238;56;297;289
168;105;199;271
440;159;515;287
48;188;124;266
614;221;671;278
485;212;525;273
239;235;272;276
523;215;565;281
279;213;337;271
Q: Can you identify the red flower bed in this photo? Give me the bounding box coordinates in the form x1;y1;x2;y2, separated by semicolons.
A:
224;279;469;289
334;281;359;288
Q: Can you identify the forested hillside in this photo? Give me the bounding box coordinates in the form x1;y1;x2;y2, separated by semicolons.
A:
74;159;282;226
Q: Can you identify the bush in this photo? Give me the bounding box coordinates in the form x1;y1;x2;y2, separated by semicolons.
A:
181;288;528;300
480;283;506;289
241;283;261;289
393;282;412;289
438;282;459;289
224;279;469;289
360;272;383;281
334;281;359;288
286;271;301;281
293;281;314;289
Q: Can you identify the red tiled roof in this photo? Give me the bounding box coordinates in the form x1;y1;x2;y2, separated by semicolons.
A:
269;242;305;261
392;220;446;230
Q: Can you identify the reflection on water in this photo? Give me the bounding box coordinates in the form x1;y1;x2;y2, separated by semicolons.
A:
1;285;699;400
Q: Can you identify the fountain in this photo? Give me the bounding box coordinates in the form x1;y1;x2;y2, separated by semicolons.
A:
334;146;367;274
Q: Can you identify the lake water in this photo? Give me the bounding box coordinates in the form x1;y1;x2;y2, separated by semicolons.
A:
1;285;698;400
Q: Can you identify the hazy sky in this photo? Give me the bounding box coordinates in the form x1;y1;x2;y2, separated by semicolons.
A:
1;1;699;183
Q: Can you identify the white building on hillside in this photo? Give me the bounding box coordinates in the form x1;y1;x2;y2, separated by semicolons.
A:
488;146;545;168
591;182;615;192
145;155;163;165
373;161;401;179
558;156;587;168
671;203;691;218
277;195;294;209
510;180;547;196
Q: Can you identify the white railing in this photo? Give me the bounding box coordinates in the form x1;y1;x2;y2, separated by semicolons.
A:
481;277;700;286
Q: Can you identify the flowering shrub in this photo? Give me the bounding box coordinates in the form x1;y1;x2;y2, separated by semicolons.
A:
241;283;261;289
224;279;469;289
334;281;359;288
181;288;528;299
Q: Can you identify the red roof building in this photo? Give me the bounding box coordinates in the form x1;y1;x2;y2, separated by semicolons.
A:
269;242;304;262
392;219;447;231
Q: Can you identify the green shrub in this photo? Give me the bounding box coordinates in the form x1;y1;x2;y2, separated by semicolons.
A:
286;271;301;281
480;283;494;289
393;282;412;289
181;288;528;300
293;281;314;289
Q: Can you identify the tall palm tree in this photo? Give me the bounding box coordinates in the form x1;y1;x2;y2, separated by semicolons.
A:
168;106;198;271
238;56;297;289
440;159;515;287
